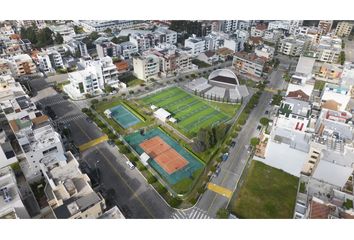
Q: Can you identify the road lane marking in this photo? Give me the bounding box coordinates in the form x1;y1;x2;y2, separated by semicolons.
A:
72;121;156;218
79;135;108;152
207;183;233;199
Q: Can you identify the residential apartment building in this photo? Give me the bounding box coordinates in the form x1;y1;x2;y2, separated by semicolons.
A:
154;27;177;45
320;83;351;112
0;167;30;219
0;59;12;75
250;23;267;37
184;35;206;56
222;20;238;33
133;53;160;81
78;41;89;57
8;54;36;77
276;97;312;132
96;41;120;59
118;41;138;59
65;64;103;99
129;33;154;52
41;151;106;219
78;20;135;32
335;21;353;37
318;20;333;35
255;45;275;60
233;52;265;78
277;36;311;57
267;21;291;31
49;24;76;42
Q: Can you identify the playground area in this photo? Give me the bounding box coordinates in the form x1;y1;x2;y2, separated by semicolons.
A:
124;128;204;185
109;104;141;129
141;87;234;136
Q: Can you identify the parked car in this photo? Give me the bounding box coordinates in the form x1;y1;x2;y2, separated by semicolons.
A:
265;110;269;115
222;153;229;161
215;167;221;177
257;125;262;131
230;141;236;148
126;161;135;170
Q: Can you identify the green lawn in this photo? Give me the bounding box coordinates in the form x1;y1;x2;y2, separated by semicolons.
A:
141;87;239;137
119;74;145;87
230;160;299;219
192;59;211;68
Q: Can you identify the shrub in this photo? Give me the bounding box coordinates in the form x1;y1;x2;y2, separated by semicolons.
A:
108;133;116;140
120;146;130;154
82;108;89;113
147;175;157;184
189;197;198;205
216;208;230;219
210;166;217;172
91;99;99;105
168;197;182;208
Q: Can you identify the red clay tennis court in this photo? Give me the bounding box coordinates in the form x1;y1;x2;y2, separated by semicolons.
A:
139;136;188;174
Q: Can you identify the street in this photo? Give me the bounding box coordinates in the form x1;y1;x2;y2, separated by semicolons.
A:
28;78;173;219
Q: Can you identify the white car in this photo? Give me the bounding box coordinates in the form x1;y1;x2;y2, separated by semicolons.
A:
126;161;135;170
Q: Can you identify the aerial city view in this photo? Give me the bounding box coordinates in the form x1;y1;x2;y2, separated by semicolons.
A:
1;19;354;220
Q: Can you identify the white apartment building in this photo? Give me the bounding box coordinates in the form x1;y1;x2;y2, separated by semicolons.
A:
78;20;135;32
37;50;64;73
99;57;120;86
335;22;353;37
250;23;267;37
64;64;104;99
49;25;76;43
222;20;238;33
8;54;37;77
154;27;177;45
0;167;30;219
96;41;120;59
184;35;206;56
0;25;15;37
40;151;106;219
118;41;138;59
255;45;275;60
267;21;291;31
237;21;251;31
277;36;311;57
320;83;351;112
64;57;122;99
133;54;160;81
276;98;312;133
223;29;249;52
78;41;89;57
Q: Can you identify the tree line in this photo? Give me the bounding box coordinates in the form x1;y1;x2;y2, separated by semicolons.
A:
20;26;63;48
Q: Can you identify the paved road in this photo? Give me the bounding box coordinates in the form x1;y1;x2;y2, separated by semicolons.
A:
178;57;289;218
192;91;273;217
28;77;173;219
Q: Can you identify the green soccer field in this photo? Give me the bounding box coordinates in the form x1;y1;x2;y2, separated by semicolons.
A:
141;87;238;136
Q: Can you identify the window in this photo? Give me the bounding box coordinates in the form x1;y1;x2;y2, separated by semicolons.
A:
42;146;58;156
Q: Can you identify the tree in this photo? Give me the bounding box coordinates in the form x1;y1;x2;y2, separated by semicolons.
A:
104;85;113;93
339;51;346;65
250;137;260;147
54;32;64;44
259;117;270;126
104;28;112;34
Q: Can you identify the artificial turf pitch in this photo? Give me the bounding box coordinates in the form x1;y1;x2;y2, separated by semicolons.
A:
142;87;230;134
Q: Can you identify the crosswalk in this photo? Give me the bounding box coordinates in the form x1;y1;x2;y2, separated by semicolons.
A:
171;207;211;219
39;95;68;107
55;113;86;124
